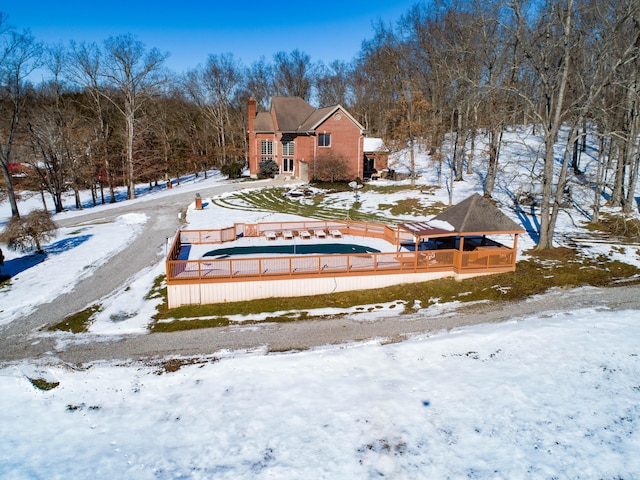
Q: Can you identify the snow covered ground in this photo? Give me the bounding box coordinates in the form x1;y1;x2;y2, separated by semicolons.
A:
1;129;640;478
2;309;639;478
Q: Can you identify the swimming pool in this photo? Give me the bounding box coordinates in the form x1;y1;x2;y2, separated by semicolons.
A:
203;243;381;258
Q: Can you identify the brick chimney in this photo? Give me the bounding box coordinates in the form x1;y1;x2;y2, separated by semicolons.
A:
248;97;257;176
248;97;256;133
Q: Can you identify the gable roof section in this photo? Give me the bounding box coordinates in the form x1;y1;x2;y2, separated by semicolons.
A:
254;111;274;132
300;104;365;133
259;97;365;134
298;105;335;131
271;97;316;132
434;193;524;234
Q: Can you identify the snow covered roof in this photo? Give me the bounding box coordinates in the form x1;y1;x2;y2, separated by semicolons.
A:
363;137;386;152
398;220;456;238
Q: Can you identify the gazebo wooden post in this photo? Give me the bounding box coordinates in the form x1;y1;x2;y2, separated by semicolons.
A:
513;234;519;268
457;235;465;270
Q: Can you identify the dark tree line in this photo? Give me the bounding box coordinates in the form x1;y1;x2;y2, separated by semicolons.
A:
1;0;639;250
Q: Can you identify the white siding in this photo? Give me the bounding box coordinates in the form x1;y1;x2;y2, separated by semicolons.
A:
168;271;461;307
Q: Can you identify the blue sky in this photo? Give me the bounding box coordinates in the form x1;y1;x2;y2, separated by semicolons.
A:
3;0;418;74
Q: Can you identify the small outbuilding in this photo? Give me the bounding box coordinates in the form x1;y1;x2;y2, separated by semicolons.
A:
399;194;524;273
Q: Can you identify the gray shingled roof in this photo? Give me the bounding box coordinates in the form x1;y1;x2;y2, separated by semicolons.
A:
271;97;315;132
298;106;335;132
433;194;524;234
254;112;274;132
255;97;365;134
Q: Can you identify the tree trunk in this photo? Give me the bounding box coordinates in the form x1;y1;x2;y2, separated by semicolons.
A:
610;140;625;207
548;123;578;236
484;127;502;198
534;0;574;251
0;163;20;217
126;113;136;200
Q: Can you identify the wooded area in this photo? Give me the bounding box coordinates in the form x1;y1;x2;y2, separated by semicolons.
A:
1;0;639;250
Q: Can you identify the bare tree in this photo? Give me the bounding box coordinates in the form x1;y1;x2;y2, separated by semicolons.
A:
0;19;42;217
509;0;577;250
245;57;272;110
183;53;242;167
272;49;314;101
66;40;120;203
316;60;352;107
1;209;57;254
314;153;350;183
99;34;168;200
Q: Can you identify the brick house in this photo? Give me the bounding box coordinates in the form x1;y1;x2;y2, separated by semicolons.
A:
248;96;388;182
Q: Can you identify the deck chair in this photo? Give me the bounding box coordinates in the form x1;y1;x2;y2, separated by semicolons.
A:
299;230;311;239
283;230;294;240
330;229;342;238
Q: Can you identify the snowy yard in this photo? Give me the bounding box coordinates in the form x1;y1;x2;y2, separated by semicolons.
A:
2;128;640;478
2;308;639;479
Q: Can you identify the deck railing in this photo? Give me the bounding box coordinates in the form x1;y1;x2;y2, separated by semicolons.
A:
166;248;515;283
166;221;516;284
167;221;401;257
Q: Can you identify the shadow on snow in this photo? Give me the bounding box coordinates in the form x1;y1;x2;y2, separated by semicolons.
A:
0;235;92;281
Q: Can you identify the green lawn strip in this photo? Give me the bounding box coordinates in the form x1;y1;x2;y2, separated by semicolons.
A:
48;304;101;333
379;198;447;217
209;196;270;212
213;187;398;224
27;377;60;391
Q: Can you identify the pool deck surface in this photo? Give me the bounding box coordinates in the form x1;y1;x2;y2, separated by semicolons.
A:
185;234;402;260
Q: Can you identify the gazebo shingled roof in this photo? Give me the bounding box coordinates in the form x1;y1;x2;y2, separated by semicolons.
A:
433;193;523;234
400;194;524;239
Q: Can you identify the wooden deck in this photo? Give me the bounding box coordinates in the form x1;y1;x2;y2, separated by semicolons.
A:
166;220;516;286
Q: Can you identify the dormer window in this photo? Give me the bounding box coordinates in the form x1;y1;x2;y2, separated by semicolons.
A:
318;133;331;147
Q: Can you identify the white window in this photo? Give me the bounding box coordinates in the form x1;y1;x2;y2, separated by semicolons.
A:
282;140;294;156
282;158;294;173
261;140;273;155
318;133;331;147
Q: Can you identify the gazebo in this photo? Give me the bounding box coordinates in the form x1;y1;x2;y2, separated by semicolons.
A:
398;193;525;272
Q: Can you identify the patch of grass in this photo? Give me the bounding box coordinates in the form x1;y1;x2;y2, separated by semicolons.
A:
152;317;230;332
586;213;640;238
152;357;217;375
379;198;447;216
309;181;354;192
48;304;101;333
145;274;167;301
28;377;59;391
211;186;395;224
365;184;418;194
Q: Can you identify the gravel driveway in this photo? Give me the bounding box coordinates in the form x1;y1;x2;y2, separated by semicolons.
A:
1;179;639;366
